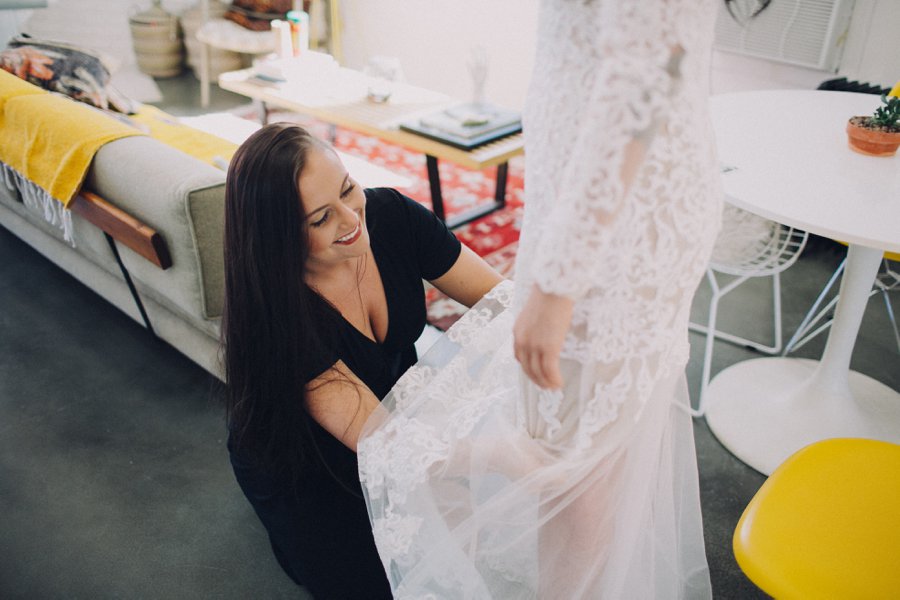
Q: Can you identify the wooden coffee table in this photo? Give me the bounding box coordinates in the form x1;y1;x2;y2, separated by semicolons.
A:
219;61;524;228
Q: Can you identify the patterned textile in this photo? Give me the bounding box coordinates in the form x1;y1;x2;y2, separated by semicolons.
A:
0;35;135;113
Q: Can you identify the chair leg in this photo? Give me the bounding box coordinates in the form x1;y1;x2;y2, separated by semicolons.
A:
689;275;781;353
883;289;900;355
772;269;783;353
783;257;846;355
689;268;791;416
693;270;721;417
784;256;888;354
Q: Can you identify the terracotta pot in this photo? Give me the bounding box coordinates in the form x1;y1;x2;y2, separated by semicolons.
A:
846;117;900;157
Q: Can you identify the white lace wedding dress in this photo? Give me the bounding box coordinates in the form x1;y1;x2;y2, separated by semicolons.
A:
358;1;722;598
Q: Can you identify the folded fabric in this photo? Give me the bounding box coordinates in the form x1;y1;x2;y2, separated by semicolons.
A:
0;70;142;207
128;104;238;168
0;65;45;107
0;70;143;243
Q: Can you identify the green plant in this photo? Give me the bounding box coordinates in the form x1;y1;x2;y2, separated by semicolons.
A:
870;94;900;130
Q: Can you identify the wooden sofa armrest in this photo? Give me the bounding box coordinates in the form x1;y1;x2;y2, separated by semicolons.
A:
70;191;172;269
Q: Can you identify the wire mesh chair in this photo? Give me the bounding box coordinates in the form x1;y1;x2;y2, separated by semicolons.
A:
689;204;809;417
783;252;900;355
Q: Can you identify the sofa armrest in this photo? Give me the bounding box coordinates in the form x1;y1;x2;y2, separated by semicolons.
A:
70;191;172;269
81;135;227;323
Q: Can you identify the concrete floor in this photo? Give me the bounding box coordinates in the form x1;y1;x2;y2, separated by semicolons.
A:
2;73;898;599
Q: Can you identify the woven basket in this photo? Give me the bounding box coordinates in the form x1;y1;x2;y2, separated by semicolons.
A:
130;1;184;78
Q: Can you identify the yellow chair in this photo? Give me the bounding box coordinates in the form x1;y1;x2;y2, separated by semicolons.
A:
733;438;900;600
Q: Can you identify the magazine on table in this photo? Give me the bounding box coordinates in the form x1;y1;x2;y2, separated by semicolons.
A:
401;103;522;150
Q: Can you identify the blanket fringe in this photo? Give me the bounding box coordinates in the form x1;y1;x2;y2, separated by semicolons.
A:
1;161;75;246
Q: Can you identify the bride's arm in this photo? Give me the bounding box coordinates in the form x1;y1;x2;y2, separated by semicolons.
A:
514;6;686;388
527;43;685;301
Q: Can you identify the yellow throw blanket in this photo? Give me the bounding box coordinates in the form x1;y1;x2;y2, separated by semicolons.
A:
0;70;143;207
1;70;240;244
129;105;239;168
0;68;45;107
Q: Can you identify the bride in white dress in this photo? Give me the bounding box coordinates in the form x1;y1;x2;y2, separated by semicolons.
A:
358;1;722;597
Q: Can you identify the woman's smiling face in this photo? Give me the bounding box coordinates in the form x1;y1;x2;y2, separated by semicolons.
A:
299;146;369;274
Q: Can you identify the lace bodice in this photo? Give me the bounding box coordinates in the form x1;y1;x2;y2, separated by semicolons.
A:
517;0;721;342
512;0;722;441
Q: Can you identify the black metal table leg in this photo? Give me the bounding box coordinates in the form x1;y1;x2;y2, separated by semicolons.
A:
494;162;509;206
426;156;511;229
426;155;445;221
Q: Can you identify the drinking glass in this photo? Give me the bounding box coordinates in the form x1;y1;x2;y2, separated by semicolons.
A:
364;56;403;103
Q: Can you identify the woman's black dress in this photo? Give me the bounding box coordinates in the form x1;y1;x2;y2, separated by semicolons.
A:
228;188;462;599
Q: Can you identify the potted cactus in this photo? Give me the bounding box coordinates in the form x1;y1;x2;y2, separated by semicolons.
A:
846;94;900;156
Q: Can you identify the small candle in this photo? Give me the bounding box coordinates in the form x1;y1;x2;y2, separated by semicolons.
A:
271;20;292;60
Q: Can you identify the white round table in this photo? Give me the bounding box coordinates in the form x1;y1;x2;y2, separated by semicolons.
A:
706;90;900;475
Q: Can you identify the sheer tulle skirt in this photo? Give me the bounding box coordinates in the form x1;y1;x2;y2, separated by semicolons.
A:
358;281;711;599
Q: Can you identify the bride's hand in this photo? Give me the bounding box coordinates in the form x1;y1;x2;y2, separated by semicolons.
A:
513;285;575;389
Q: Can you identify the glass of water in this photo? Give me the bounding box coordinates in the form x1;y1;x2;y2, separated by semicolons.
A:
364;56;403;103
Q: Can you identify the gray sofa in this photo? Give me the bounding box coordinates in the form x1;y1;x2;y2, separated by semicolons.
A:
0;134;228;379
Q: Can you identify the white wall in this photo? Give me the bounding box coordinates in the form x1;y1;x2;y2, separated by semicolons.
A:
0;8;33;45
4;0;896;102
839;0;900;88
1;0;197;67
339;0;899;109
710;51;835;94
340;0;539;110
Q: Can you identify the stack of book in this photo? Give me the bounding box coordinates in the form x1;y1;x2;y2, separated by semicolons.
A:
400;103;522;150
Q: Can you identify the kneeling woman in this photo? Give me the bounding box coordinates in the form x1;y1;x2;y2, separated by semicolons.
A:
221;123;502;598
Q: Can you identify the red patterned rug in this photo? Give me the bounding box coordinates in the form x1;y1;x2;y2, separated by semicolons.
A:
264;113;524;330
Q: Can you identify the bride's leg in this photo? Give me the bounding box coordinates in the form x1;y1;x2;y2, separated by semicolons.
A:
527;356;644;598
537;448;627;599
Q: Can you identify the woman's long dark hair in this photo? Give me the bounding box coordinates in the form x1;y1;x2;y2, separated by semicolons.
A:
222;123;338;483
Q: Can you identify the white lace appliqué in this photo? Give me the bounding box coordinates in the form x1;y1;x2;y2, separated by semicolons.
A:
359;1;720;597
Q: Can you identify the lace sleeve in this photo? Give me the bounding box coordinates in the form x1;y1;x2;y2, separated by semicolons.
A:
530;3;684;300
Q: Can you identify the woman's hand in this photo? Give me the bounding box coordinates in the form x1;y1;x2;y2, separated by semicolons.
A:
513;285;575;389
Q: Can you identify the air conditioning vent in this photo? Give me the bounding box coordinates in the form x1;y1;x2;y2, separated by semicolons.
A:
715;0;856;71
